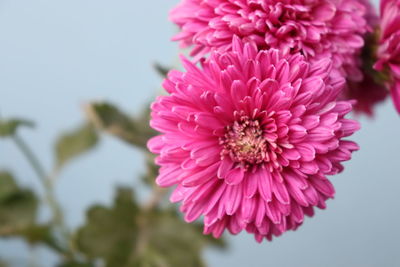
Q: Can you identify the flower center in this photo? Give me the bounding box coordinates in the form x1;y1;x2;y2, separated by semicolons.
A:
220;117;268;165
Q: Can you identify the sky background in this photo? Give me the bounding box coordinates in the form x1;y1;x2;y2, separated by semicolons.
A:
0;0;399;266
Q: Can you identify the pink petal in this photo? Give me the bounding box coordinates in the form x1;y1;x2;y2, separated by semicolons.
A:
225;167;245;185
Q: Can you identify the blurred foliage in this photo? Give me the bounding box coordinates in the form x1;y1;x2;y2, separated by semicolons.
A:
21;224;65;253
75;188;139;266
57;261;93;267
0;118;34;137
0;171;38;233
85;102;156;149
362;28;390;85
75;187;224;267
141;154;159;186
0;102;225;266
134;208;225;267
54;123;98;170
154;63;171;78
0;172;64;253
0;172;19;202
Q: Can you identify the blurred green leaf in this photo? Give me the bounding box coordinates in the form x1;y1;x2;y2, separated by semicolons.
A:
0;172;19;202
134;209;224;267
0;171;38;235
141;154;159;186
360;30;389;85
57;261;94;267
0;118;34;137
0;171;67;253
20;224;65;253
55;123;98;170
84;102;156;149
76;186;225;267
153;63;171;78
75;188;140;267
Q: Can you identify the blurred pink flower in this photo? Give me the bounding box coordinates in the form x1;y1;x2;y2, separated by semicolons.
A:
170;0;369;81
342;0;388;116
148;38;360;242
374;0;400;113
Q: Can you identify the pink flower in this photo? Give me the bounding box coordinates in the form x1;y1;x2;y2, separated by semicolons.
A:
374;0;400;113
341;0;388;116
148;38;360;242
170;0;369;81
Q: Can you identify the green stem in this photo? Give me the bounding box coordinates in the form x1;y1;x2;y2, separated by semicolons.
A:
12;135;61;221
129;184;167;264
12;134;48;186
12;134;73;258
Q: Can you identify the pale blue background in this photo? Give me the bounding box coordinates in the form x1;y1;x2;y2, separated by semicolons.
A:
0;1;399;266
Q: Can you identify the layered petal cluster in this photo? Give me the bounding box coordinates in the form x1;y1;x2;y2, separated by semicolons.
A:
170;0;369;81
148;38;360;241
374;0;400;113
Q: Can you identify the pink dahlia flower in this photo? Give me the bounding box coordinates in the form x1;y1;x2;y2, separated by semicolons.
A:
148;38;360;242
170;0;369;81
374;0;400;113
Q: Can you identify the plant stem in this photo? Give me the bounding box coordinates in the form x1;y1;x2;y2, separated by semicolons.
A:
12;134;62;222
130;183;167;264
12;134;72;257
143;185;167;211
12;134;48;187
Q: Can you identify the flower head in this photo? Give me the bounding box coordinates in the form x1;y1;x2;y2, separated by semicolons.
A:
374;0;400;113
148;38;360;242
170;0;369;81
341;1;388;116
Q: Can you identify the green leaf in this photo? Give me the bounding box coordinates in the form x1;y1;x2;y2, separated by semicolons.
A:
57;261;94;267
20;224;65;253
55;123;98;170
75;186;225;267
75;188;140;267
0;171;38;235
0;171;66;253
0;118;34;137
134;209;224;267
84;102;156;149
141;154;159;186
0;172;19;202
153;63;171;78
